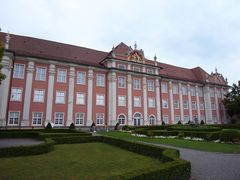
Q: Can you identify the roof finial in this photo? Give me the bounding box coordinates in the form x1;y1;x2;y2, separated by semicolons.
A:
5;31;11;49
215;67;218;73
154;54;157;61
134;41;137;50
111;45;115;58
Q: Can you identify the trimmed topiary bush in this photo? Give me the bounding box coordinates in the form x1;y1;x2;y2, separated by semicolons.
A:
219;129;240;143
114;122;120;130
177;121;182;125
46;122;52;129
69;123;75;130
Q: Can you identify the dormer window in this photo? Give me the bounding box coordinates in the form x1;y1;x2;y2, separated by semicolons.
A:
133;66;140;72
118;64;126;70
147;68;154;74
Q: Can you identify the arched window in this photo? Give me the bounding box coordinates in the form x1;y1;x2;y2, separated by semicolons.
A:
133;113;142;126
118;114;125;125
149;115;155;125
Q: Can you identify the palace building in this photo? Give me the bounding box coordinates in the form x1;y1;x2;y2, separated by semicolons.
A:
0;32;229;128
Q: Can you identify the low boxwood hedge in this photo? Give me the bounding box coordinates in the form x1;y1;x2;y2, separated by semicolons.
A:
0;131;40;139
52;136;102;144
219;129;240;142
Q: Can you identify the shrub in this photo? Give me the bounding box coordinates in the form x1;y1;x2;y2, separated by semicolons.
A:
122;125;129;130
114;122;120;130
219;129;240;142
200;120;205;125
53;136;101;144
91;122;96;127
162;121;166;126
69;123;75;130
45;122;52;129
177;121;182;125
178;131;184;139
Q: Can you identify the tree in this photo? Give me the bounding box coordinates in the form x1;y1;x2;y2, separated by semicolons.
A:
222;81;240;124
0;42;6;84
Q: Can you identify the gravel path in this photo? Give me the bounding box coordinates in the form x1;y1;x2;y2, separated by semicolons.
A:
141;142;240;180
0;138;44;148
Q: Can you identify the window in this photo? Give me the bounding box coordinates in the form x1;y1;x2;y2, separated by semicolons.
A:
192;101;197;110
13;64;24;79
211;103;216;110
198;88;203;97
118;76;126;88
118;95;126;106
210;88;215;97
118;64;126;70
213;116;217;123
184;115;189;123
8;112;20;125
134;96;141;107
32;112;42;125
77;71;85;84
118;114;125;125
57;69;67;83
173;100;179;109
148;80;154;91
10;88;22;101
36;67;46;81
148;98;155;108
162;99;168;108
163;115;168;124
96;113;104;125
200;103;204;110
55;112;64;125
182;85;187;95
133;78;141;90
96;94;104;106
133;66;140;72
191;87;196;96
174;115;181;123
173;84;179;94
147;68;154;74
161;82;167;93
96;74;105;86
183;100;188;109
217;89;221;98
56;91;65;104
76;93;85;105
149;116;155;125
76;113;84;125
33;89;44;102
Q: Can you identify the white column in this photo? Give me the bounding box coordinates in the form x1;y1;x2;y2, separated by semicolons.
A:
196;85;201;123
203;85;212;124
0;53;13;127
67;66;75;126
169;81;174;124
187;84;192;121
127;74;133;125
143;76;148;125
221;88;227;123
46;64;55;125
108;71;117;126
179;83;184;122
155;78;161;124
22;61;34;126
86;68;93;126
214;87;220;124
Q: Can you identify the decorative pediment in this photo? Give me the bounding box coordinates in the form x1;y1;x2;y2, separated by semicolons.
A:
127;42;145;63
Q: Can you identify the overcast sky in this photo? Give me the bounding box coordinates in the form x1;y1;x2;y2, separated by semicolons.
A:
1;0;240;85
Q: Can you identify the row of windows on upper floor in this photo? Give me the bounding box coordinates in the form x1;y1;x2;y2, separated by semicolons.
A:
116;63;156;74
13;64;224;97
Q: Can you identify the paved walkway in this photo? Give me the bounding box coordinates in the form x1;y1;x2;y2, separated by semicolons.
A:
0;138;44;148
141;141;240;180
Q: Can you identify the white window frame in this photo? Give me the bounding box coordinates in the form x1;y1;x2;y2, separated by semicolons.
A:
96;113;104;125
13;64;25;79
192;101;197;110
8;111;20;125
182;85;187;95
147;68;154;74
56;91;65;104
147;80;154;91
198;88;203;97
163;115;168;124
33;89;45;103
161;82;168;93
96;74;105;87
162;99;168;108
191;87;196;96
96;94;105;106
173;84;179;94
173;100;179;109
57;68;67;83
174;115;181;123
200;103;204;110
133;66;140;72
118;64;126;70
118;76;126;88
76;92;85;105
210;88;215;97
148;98;155;108
134;96;141;107
55;112;64;125
32;112;43;126
184;115;189;123
211;103;216;110
10;88;23;101
118;95;126;107
149;115;155;125
77;71;86;85
133;78;141;90
118;114;126;125
75;113;84;126
35;66;46;81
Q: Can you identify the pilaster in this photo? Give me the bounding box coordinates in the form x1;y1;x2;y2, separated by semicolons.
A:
67;66;75;126
187;84;193;121
179;83;184;122
196;85;201;123
142;76;148;125
86;68;93;126
203;85;213;124
169;81;174;124
108;71;117;126
127;74;133;125
214;87;220;123
155;78;161;124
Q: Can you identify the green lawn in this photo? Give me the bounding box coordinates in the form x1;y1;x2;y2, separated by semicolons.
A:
0;143;164;180
100;131;240;153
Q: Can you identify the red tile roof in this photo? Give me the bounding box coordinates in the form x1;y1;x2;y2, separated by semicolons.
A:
0;32;227;86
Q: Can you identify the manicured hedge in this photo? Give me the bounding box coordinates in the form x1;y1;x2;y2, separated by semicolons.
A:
39;132;91;139
0;138;54;158
219;129;240;142
0;131;39;139
167;126;221;132
52;136;102;144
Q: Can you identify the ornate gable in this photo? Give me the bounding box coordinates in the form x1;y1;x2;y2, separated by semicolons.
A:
127;42;145;63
